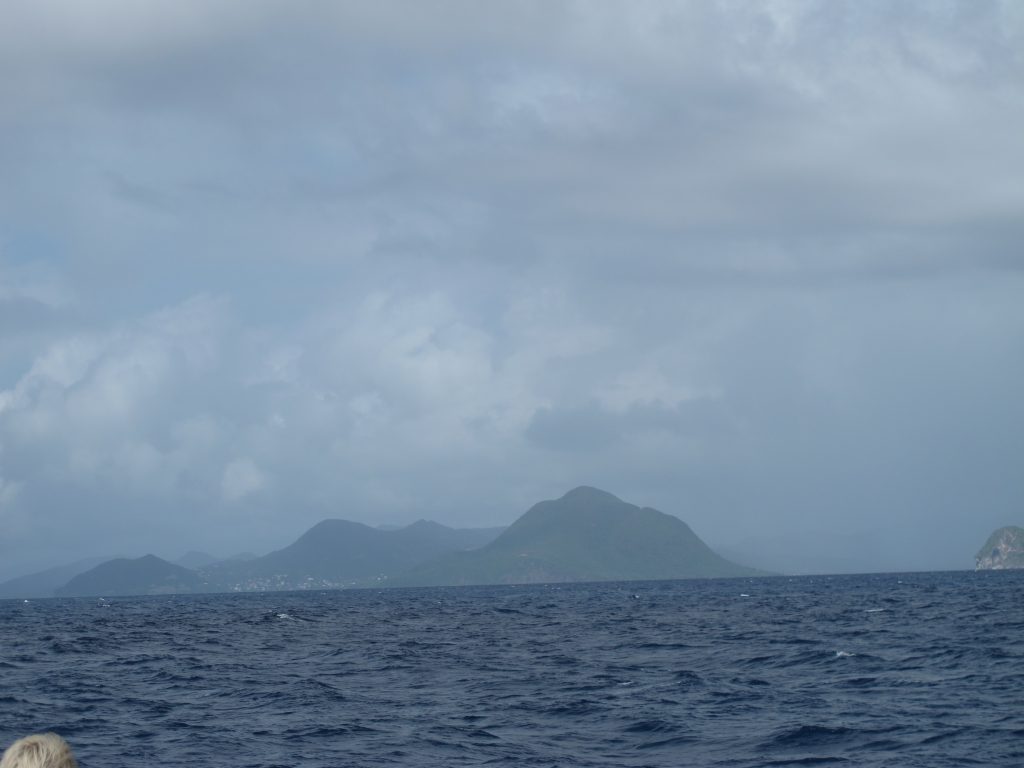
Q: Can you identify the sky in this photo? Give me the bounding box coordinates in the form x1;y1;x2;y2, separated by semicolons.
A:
1;0;1022;580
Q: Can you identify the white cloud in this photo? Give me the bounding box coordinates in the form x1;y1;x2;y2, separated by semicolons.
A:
221;457;266;503
0;475;20;507
0;296;229;514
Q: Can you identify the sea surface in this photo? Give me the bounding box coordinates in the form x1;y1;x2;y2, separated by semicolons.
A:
1;570;1022;767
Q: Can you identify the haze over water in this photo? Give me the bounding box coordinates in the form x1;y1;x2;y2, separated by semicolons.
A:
3;570;1023;767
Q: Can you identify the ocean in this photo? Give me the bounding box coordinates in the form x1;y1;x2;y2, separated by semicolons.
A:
1;570;1022;767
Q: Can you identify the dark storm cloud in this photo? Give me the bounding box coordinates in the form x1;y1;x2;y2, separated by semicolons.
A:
1;1;1022;579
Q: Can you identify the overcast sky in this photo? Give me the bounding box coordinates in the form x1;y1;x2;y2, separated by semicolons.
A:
1;0;1022;579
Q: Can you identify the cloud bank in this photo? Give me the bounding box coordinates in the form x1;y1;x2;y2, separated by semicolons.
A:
1;1;1022;578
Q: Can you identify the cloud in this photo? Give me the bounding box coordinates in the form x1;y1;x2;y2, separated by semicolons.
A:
0;2;1022;578
3;3;1021;282
221;458;266;502
0;474;20;508
526;397;735;453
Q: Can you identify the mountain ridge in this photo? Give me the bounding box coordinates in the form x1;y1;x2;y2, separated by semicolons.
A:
205;518;505;591
391;486;763;586
56;554;206;597
0;556;118;599
8;489;765;597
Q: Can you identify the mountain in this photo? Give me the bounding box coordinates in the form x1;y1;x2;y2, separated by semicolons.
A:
56;555;208;597
392;486;762;587
397;520;505;552
975;526;1024;570
223;552;259;562
175;551;221;569
203;519;505;591
0;556;116;599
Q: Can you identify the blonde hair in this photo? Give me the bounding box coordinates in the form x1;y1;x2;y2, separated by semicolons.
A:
0;734;77;768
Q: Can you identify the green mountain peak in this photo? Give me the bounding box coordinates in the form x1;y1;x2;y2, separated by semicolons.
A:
393;487;761;587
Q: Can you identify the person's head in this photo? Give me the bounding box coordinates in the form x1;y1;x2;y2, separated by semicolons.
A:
0;734;77;768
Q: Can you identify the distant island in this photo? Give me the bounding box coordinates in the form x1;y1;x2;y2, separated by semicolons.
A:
975;526;1024;570
2;486;763;598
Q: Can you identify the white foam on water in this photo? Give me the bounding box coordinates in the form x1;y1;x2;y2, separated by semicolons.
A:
739;593;750;597
865;608;885;613
835;651;855;658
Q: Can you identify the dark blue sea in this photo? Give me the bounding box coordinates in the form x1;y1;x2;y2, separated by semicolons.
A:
2;571;1022;767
